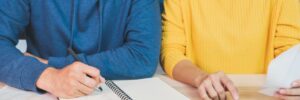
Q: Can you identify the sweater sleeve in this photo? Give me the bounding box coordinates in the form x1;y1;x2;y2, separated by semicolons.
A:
48;0;162;80
0;0;49;92
160;0;190;78
274;0;300;57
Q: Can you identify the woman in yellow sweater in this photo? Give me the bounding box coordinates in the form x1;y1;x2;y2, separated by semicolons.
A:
161;0;300;100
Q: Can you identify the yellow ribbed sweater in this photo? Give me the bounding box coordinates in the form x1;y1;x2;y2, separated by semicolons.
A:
161;0;300;77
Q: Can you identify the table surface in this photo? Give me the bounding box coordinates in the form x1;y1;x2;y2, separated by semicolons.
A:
157;74;276;100
0;74;276;100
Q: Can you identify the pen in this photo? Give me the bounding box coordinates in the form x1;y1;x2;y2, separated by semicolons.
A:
67;48;103;92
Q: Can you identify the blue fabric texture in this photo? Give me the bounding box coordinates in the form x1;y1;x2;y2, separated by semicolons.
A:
0;0;161;92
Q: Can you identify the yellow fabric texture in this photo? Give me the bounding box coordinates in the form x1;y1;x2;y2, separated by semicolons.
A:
161;0;300;77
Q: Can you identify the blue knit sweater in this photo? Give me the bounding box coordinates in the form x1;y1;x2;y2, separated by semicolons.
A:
0;0;161;92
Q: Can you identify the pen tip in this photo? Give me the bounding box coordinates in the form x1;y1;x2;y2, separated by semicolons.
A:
99;87;103;91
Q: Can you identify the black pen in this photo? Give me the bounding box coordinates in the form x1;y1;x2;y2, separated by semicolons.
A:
67;48;103;92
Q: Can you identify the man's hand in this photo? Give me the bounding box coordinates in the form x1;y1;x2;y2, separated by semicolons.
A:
36;62;105;99
275;80;300;100
24;53;48;64
195;71;239;100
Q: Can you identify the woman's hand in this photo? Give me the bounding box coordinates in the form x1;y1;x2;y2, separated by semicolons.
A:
195;71;239;100
275;80;300;100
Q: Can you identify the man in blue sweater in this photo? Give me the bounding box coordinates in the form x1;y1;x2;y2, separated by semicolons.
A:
0;0;161;98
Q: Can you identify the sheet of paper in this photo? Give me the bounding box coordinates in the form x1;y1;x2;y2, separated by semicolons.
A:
260;44;300;96
61;78;189;100
60;83;121;100
0;85;55;100
115;78;189;100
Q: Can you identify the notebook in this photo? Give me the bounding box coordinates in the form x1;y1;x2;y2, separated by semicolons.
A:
60;78;189;100
260;44;300;96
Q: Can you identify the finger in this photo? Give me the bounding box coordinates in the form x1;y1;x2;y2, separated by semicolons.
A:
76;82;94;95
77;75;98;88
67;88;86;98
278;88;300;96
67;81;87;98
210;76;226;100
99;75;106;84
74;90;86;97
203;80;219;100
82;65;100;83
221;76;239;100
198;85;211;100
275;93;300;100
292;80;300;88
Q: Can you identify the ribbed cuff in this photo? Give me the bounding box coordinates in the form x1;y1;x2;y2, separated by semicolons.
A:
48;55;75;69
20;58;49;93
164;54;191;78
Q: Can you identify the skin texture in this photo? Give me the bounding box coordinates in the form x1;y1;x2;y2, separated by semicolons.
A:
173;60;300;100
25;53;105;99
274;80;300;100
172;60;239;100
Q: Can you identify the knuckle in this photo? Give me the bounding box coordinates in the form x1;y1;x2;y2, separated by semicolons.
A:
217;89;225;94
208;75;215;80
198;85;204;90
204;80;212;86
95;69;100;74
200;95;208;100
211;93;218;98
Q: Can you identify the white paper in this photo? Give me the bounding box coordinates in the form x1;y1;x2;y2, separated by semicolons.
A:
0;85;55;100
61;78;189;100
260;44;300;96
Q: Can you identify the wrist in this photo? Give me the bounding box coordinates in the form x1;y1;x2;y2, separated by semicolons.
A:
194;72;209;87
36;67;58;92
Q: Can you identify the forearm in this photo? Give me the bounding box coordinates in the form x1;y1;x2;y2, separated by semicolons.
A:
173;60;208;87
48;44;160;80
0;55;48;92
80;46;159;79
274;0;300;56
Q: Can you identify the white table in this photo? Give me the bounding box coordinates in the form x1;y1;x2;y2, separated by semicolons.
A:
159;74;275;100
0;74;275;100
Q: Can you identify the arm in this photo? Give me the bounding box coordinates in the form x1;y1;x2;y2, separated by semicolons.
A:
160;0;207;86
161;0;206;86
48;0;162;80
273;0;300;99
161;0;207;88
0;0;49;92
161;0;239;100
274;0;300;56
